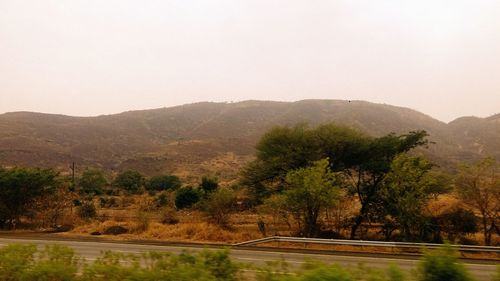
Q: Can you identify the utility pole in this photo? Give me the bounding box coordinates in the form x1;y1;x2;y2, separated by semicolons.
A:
69;161;76;216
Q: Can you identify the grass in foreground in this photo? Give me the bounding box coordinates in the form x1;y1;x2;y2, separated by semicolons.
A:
0;243;492;281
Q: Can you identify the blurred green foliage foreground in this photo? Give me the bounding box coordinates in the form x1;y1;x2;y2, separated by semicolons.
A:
0;243;497;281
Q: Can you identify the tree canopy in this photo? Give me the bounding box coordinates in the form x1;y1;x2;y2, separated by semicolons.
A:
380;154;449;241
242;123;429;238
455;157;500;245
113;170;145;194
146;175;182;191
283;158;342;237
0;168;59;228
78;168;107;195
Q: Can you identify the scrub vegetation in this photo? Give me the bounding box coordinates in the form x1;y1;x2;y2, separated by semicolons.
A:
0;243;488;281
0;123;498;246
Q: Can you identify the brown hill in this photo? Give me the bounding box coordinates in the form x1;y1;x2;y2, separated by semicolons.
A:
0;100;498;181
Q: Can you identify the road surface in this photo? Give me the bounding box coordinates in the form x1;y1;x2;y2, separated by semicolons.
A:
0;237;497;280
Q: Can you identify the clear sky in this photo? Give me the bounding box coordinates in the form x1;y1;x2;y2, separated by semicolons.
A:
1;0;499;122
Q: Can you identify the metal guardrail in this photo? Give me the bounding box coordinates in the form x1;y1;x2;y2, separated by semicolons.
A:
235;236;500;253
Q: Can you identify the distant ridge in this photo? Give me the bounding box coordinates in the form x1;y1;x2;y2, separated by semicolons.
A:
0;100;498;181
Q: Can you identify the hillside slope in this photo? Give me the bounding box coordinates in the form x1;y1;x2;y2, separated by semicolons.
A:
0;100;498;181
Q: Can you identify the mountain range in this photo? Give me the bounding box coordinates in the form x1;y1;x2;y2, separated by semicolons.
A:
0;100;498;182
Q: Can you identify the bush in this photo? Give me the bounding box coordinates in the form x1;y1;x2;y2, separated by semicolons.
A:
80;248;241;281
199;249;240;281
103;225;128;235
146;175;182;191
24;245;79;281
417;245;473;281
78;168;107;196
175;187;201;209
0;243;482;281
0;244;37;280
200;176;219;195
155;192;171;208
439;208;478;242
78;202;97;220
0;244;78;281
160;207;179;225
203;188;236;227
134;210;151;233
113;170;145;194
99;197;118;208
256;260;407;281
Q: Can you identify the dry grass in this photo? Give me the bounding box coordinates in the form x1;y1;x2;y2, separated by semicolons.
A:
134;222;257;243
66;192;498;248
71;220;130;234
70;207;264;243
70;220;259;243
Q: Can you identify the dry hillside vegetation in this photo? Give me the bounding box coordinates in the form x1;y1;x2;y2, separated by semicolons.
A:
1;100;499;180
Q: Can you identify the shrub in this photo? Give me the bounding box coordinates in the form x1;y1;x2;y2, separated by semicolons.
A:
200;176;219;195
103;225;128;235
99;197;118;208
80;249;241;281
146;175;182;191
439;208;478;242
0;244;37;280
175;187;201;209
417;244;473;281
160;207;179;225
203;188;236;227
199;249;240;281
134;210;151;233
78;168;107;196
0;243;480;281
155;192;171;208
0;244;79;281
24;245;79;281
113;170;145;194
78;202;97;220
72;199;82;207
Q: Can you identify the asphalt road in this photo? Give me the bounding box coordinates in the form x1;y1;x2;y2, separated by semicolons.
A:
0;237;497;280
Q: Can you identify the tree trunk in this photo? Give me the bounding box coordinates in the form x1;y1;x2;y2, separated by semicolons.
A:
350;203;368;239
482;216;490;246
304;207;320;237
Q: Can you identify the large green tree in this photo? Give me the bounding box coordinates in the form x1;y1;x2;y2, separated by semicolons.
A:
380;154;448;241
455;157;499;245
242;124;366;198
346;130;429;239
0;168;59;228
241;124;321;197
242;123;429;239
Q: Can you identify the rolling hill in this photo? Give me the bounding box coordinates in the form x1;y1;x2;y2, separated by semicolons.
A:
0;100;498;182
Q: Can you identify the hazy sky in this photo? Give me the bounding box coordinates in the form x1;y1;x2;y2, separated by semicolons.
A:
1;0;499;122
